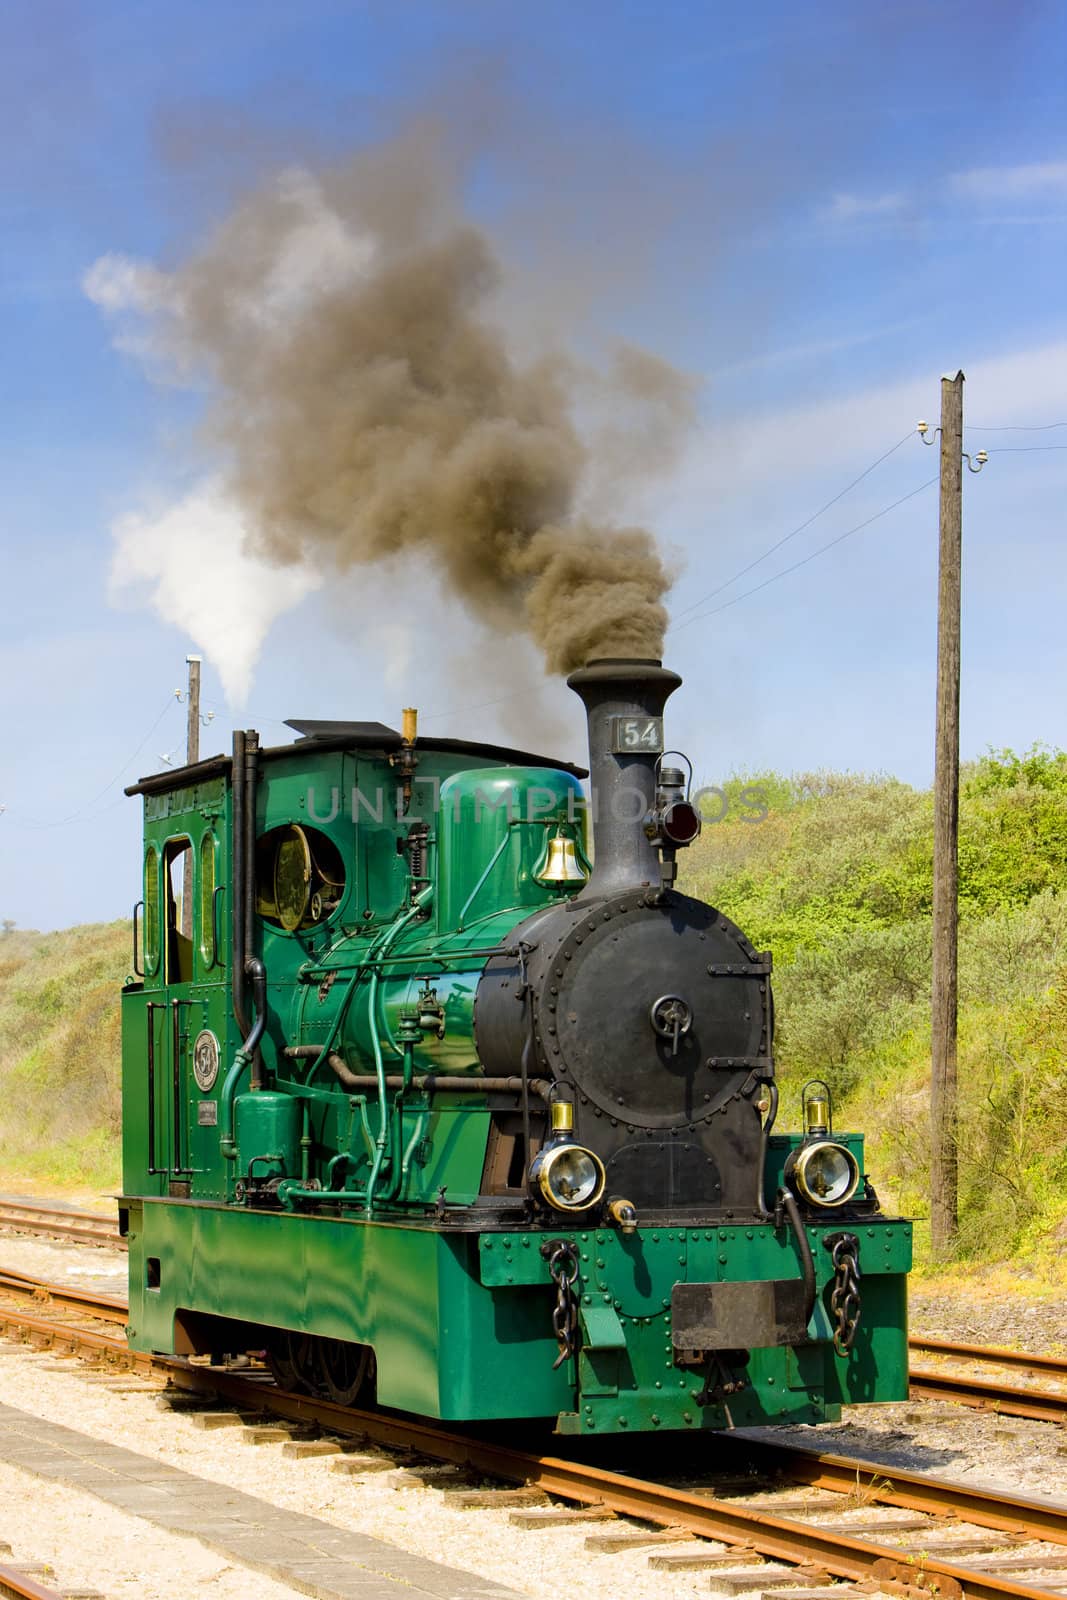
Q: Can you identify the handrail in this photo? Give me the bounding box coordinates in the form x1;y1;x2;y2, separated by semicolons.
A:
132;899;144;977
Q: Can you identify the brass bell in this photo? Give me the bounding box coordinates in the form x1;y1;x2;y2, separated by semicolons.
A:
534;828;588;886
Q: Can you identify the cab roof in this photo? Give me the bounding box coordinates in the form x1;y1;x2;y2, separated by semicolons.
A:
124;721;586;797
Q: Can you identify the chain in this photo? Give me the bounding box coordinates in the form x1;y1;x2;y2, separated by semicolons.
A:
829;1232;862;1357
544;1240;580;1369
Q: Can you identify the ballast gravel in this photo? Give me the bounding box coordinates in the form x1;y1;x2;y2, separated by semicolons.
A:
1;1226;1066;1600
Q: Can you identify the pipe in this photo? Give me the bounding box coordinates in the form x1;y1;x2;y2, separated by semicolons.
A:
565;658;682;897
220;957;267;1160
284;1047;552;1101
457;828;512;929
244;733;262;1089
401;1112;427;1185
780;1188;817;1330
230;730;249;1037
754;1079;779;1218
300;1100;311;1183
364;888;432;1211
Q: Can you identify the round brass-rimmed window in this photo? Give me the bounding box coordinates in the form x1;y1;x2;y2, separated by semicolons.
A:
198;831;217;967
255;823;347;932
143;846;160;976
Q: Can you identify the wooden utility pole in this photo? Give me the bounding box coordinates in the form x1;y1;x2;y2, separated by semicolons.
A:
930;371;964;1255
182;655;202;940
185;654;202;767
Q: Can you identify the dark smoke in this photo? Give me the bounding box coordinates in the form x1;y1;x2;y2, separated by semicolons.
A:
164;142;694;673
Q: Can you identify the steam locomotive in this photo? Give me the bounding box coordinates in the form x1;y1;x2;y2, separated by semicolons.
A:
120;658;909;1434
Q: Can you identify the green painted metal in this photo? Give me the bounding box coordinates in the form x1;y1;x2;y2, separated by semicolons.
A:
235;1092;300;1184
124;749;588;1209
125;1198;574;1420
124;1199;908;1433
121;731;910;1437
765;1131;865;1193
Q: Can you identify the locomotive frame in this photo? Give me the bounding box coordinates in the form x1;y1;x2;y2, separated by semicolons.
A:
120;659;910;1435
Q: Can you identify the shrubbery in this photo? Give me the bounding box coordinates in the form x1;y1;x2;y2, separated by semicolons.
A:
683;749;1067;1269
0;922;127;1190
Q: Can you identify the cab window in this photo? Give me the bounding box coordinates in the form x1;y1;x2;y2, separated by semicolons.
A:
198;831;218;968
143;846;160;977
164;838;194;984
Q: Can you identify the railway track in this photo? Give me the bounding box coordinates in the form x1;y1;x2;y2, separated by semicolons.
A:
909;1336;1067;1424
0;1200;124;1251
0;1564;74;1600
2;1270;1067;1600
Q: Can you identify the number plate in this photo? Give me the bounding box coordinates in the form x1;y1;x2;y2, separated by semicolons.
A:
609;716;663;754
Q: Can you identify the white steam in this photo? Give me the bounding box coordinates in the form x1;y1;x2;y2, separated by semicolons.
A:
109;482;321;705
86;172;370;701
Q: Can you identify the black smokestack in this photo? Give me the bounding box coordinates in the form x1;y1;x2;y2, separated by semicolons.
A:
567;657;682;896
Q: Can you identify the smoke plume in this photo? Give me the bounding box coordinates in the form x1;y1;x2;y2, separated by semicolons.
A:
88;140;694;685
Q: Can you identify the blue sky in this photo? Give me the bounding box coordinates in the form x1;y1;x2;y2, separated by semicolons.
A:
2;0;1066;929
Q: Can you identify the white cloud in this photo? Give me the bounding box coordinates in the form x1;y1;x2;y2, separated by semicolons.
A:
109;480;322;706
818;191;907;223
952;160;1067;200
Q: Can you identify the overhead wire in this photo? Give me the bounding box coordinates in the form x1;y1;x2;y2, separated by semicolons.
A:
978;444;1067;453
966;421;1067;432
670;475;938;635
670;429;917;621
1;693;181;830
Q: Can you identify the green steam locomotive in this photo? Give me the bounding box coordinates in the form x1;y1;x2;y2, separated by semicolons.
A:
120;658;910;1434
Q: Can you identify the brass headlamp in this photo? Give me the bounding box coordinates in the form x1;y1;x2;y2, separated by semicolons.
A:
528;1100;606;1213
785;1080;861;1209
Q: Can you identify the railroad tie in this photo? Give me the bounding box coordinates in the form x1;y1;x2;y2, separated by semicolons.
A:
761;1590;853;1600
189;1411;246;1431
584;1525;701;1553
509;1507;617;1528
382;1465;470;1489
650;1547;763;1572
706;1565;833;1594
886;1536;1018;1558
957;1553;1067;1574
806;1516;932;1537
442;1488;550;1509
743;1498;842;1516
331;1453;412;1475
280;1437;344;1459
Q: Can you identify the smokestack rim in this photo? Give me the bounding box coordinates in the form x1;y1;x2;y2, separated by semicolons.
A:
566;656;681;693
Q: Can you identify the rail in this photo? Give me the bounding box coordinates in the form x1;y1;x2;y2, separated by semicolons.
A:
909;1334;1067;1423
0;1200;124;1251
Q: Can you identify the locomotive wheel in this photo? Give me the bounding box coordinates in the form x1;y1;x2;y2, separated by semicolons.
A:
320;1338;375;1407
266;1332;321;1395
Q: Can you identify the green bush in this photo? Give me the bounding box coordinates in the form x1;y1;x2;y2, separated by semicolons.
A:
682;750;1067;1271
0;922;128;1191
